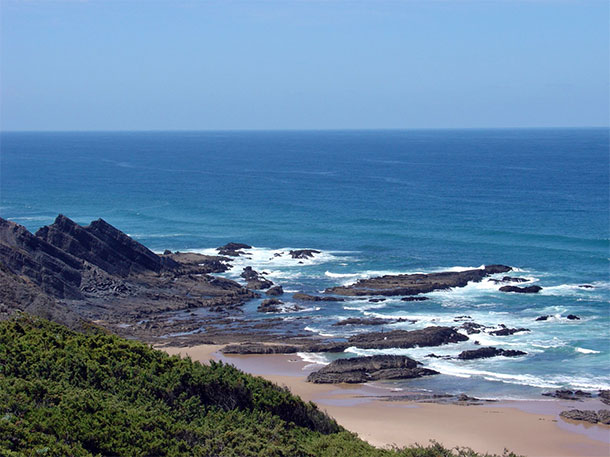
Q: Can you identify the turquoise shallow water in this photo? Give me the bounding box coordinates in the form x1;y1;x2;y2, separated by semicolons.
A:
1;128;608;398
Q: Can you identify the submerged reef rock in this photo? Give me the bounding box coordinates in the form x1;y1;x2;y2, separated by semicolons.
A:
292;292;344;302
457;347;527;360
325;265;512;297
489;276;528;284
499;285;542;293
288;249;321;259
489;325;530;336
332;317;390;326
217;242;252;257
307;355;438;383
257;298;284;313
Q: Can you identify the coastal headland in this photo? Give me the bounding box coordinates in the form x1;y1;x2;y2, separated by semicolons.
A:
1;214;608;456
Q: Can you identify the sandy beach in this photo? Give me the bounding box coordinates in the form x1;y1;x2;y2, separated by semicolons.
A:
161;344;610;457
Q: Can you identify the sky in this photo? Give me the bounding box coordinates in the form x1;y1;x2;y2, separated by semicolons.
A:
1;0;608;131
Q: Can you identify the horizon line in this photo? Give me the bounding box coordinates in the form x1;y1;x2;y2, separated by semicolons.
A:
1;125;608;134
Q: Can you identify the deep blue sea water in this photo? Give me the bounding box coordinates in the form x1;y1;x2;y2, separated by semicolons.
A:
1;128;608;399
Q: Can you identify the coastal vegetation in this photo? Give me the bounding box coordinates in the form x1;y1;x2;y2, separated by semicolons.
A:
0;315;519;457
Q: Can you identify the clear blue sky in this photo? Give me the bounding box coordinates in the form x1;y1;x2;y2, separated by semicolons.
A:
1;0;608;131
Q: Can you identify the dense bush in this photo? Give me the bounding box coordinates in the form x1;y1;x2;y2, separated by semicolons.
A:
0;316;518;457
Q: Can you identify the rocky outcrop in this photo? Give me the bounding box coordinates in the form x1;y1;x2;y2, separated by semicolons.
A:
247;278;273;290
560;409;610;425
457;347;527;360
346;326;468;350
161;251;229;274
0;263;84;328
0;217;84;299
401;296;429;302
535;314;580;322
460;322;486;334
217;242;251;257
36;215;179;278
542;390;592;400
241;267;274;290
266;286;284;296
257;299;283;313
489;325;530;336
499;285;542;294
292;293;344;302
289;249;320;259
0;216;257;333
325;265;512;297
489;276;528;284
307;355;438;384
332;317;389;326
599;390;610;405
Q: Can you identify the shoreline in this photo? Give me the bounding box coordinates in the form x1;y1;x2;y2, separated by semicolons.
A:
161;344;610;457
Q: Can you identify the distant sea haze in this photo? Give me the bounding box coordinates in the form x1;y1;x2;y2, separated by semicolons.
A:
1;128;608;398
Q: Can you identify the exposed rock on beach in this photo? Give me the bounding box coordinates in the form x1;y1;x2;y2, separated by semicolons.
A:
307;355;438;384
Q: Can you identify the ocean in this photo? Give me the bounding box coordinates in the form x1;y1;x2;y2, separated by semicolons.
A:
1;128;608;399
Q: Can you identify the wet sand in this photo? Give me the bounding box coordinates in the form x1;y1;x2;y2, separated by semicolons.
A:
161;345;610;457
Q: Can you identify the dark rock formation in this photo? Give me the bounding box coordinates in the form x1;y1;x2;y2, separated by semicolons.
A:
598;409;610;425
161;251;230;274
266;286;284;296
579;284;594;289
257;299;283;313
247;278;274;290
560;409;610;425
460;322;486;334
535;315;551;321
0;217;84;299
36;215;178;278
542;390;592;400
599;390;610;405
325;265;512;297
368;298;386;302
401;296;429;302
332;317;390;326
489;276;528;284
240;266;260;280
0;216;257;338
306;355;438;384
499;285;542;294
346;326;468;350
217;242;251;256
292;293;344;302
566;314;580;320
457;347;527;360
489;325;530;336
240;267;274;290
221;343;299;354
289;249;321;259
0;263;84;329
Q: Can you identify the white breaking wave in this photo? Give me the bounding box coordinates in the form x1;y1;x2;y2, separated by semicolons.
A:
575;347;601;354
191;246;350;279
296;352;330;366
303;326;339;338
